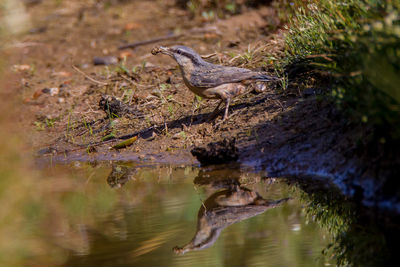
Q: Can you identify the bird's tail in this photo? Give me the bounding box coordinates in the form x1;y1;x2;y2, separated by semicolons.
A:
252;74;280;81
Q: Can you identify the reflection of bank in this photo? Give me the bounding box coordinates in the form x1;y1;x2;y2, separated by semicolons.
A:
107;163;137;188
173;183;289;255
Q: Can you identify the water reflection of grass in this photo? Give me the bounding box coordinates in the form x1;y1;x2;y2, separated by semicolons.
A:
287;177;391;267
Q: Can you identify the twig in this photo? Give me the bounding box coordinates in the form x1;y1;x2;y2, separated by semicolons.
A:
169;99;187;106
119;34;183;50
72;65;108;85
119;26;221;50
7;42;43;48
119;73;137;85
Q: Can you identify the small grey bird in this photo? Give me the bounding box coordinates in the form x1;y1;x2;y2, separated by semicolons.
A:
151;45;277;120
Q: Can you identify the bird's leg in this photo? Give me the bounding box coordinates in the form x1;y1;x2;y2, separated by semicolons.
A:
223;97;231;121
191;95;198;114
207;99;223;121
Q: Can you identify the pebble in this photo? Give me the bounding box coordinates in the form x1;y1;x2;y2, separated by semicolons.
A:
33;89;44;99
49;87;59;96
254;83;266;93
13;64;30;72
93;56;118;65
172;133;181;139
146;132;157;141
41;87;59;96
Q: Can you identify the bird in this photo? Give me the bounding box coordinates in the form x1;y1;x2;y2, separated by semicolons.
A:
151;45;277;121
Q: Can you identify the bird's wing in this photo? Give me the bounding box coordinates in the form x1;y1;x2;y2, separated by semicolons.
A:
189;65;275;88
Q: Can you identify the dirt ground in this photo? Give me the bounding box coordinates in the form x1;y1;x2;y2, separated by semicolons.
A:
6;0;400;211
10;0;285;162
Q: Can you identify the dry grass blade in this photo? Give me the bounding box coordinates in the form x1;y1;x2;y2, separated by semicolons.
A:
72;65;109;85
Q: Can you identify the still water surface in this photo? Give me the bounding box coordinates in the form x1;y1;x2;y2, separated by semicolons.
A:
42;162;333;266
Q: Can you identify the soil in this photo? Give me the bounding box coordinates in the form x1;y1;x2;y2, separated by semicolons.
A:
6;0;400;212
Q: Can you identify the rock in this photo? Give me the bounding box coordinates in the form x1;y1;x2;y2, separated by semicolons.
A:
172;132;181;139
33;89;44;99
99;95;142;117
51;71;71;77
49;87;59;96
146;132;157;141
93;56;118;66
253;82;266;93
81;63;90;69
41;87;59;96
191;138;238;166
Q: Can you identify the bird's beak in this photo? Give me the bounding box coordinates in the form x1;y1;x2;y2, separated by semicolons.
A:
151;46;172;56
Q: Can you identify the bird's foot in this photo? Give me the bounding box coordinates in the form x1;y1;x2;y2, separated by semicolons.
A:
213;109;240;128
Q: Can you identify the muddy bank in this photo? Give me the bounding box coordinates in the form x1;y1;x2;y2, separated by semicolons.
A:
238;96;400;213
39;90;400;214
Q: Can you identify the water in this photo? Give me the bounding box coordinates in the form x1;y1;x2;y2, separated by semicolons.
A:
37;162;333;266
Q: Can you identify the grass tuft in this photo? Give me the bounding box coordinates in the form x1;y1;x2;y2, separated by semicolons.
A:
281;0;400;142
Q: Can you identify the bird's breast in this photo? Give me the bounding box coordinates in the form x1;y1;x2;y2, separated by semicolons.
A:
179;67;218;99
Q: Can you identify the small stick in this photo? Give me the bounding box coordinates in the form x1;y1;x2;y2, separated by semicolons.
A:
119;34;183;50
119;26;221;50
72;65;108;85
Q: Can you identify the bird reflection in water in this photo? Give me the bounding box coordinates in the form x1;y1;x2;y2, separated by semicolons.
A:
105;164;290;255
174;169;290;255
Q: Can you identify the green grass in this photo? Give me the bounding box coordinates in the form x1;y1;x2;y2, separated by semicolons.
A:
281;0;400;142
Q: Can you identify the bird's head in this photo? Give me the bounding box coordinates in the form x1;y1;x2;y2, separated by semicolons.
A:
151;45;204;68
